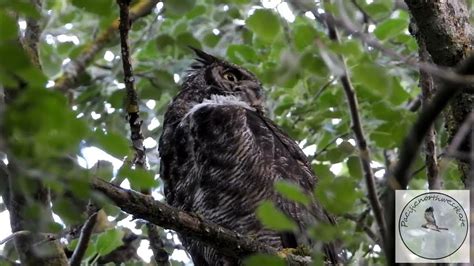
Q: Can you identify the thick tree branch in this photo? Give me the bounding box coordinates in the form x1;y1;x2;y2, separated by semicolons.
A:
385;56;474;263
53;0;159;92
405;0;474;186
91;178;311;265
319;1;387;255
417;36;440;190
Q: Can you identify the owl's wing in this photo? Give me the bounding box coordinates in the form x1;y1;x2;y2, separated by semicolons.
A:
246;112;336;222
246;110;339;262
160;103;338;263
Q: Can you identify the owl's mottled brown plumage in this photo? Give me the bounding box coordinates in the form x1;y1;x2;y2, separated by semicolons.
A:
159;49;339;265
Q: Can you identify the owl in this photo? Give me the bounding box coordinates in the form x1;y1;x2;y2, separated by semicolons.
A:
158;48;339;265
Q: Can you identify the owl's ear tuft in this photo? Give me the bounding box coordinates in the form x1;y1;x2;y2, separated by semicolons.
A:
189;46;218;65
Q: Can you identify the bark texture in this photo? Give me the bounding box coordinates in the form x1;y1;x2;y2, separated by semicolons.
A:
405;0;474;185
91;178;311;265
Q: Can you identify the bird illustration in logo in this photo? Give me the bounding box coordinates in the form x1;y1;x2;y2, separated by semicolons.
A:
422;206;448;232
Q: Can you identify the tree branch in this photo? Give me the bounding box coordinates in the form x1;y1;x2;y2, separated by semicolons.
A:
405;0;474;186
385;55;474;263
117;0;146;168
90;178;311;265
319;1;387;254
53;0;159;92
116;1;167;264
417;35;440;190
69;212;98;266
309;11;474;86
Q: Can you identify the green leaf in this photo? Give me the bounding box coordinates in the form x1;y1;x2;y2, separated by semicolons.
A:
203;32;221;48
314;176;362;214
94;130;130;158
319;141;354;163
176;32;201;49
52;198;83;225
227;44;258;64
312;163;335;180
186;4;206;19
299;51;327;76
166;0;196;16
374;18;408;41
71;0;114;16
310;222;339;242
246;9;281;42
5;89;88;159
352;62;392;94
365;2;392;21
155;34;175;50
17;66;48;88
108;90;125;109
0;42;31;71
0;12;18;41
95;228;124;256
347;156;363;180
118;167;157;190
244;254;285;266
293;24;318;51
256;201;297;231
0;0;41;18
140;70;176;99
274;180;310;205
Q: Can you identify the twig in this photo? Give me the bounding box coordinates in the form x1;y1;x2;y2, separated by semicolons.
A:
117;0;146;168
0;255;20;266
91;178;311;265
313;76;337;102
446;111;474;157
69;212;98;266
310;11;474;86
349;0;373;24
54;0;159;92
0;231;31;245
417;37;440;189
116;1;168;265
319;1;388;254
146;223;170;266
311;132;349;159
391;56;474;189
0;230;57;245
405;94;421;112
343;212;378;244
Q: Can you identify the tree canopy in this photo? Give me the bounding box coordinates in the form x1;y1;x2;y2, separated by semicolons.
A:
0;0;473;265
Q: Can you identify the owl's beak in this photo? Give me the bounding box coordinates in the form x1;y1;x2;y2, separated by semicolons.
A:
244;87;263;108
235;81;263;110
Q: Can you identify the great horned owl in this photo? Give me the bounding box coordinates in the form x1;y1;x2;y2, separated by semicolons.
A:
159;49;339;265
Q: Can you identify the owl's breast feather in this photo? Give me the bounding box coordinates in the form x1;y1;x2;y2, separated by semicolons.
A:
181;94;256;123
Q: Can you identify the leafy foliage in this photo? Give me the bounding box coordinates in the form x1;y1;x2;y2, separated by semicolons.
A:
0;0;468;265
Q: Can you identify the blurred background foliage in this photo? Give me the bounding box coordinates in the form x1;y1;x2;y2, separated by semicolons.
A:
0;0;470;265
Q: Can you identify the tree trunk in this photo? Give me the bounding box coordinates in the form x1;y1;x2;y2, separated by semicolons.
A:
405;0;474;186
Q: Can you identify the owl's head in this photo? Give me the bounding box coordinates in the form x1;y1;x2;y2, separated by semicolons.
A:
183;48;264;112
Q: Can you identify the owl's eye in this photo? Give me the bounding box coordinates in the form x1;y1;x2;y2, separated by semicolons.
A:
223;72;238;82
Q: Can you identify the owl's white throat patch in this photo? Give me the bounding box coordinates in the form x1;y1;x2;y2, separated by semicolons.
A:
185;94;255;118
